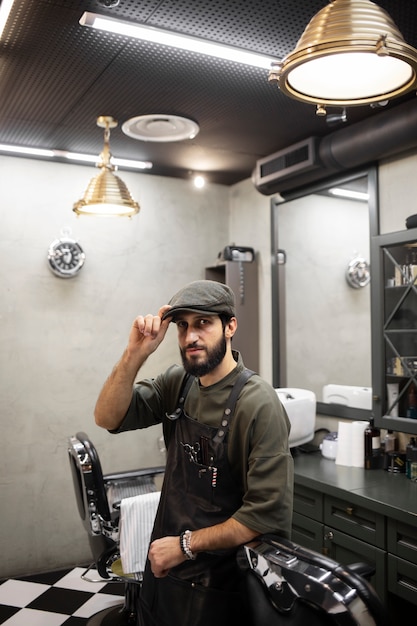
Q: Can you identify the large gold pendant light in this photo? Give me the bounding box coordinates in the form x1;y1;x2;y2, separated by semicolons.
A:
269;0;417;114
73;116;140;217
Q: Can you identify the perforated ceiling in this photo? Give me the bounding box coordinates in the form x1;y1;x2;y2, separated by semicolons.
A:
0;0;417;185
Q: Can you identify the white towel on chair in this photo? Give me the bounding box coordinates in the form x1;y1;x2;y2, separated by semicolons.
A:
119;491;161;575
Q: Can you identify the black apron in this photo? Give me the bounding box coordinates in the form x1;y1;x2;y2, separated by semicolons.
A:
140;368;254;626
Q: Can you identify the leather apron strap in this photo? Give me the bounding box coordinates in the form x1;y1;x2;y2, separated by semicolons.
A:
213;368;254;443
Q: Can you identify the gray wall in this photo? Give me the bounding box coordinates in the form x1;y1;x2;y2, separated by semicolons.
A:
0;156;232;577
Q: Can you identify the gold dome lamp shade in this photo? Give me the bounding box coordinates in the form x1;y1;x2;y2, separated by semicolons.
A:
73;116;140;217
269;0;417;114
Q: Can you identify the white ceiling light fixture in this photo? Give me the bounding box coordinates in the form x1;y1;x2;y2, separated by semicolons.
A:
79;12;278;70
57;150;152;170
0;144;55;158
73;116;140;218
328;187;369;201
269;0;417;114
0;0;15;40
0;144;152;170
122;115;199;143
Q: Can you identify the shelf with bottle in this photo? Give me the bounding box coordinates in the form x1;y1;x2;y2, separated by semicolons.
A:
383;379;417;425
372;229;417;433
386;356;417;378
384;243;417;287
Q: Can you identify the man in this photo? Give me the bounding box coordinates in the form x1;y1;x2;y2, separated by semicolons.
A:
95;279;293;626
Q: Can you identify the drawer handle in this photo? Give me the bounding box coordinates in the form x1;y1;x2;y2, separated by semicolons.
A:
346;506;354;515
324;531;334;541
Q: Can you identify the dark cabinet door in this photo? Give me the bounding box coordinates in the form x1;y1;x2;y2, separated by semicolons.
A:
371;227;417;434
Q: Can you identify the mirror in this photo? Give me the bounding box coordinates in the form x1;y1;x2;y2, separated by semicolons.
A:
271;167;378;419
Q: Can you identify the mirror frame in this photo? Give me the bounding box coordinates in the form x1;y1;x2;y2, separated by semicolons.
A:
271;165;379;420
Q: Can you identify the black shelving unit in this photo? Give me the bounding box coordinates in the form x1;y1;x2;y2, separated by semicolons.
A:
371;228;417;433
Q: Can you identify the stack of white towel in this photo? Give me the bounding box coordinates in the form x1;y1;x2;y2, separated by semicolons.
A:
119;491;161;575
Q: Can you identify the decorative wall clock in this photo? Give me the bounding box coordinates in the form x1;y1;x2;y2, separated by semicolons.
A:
47;237;85;278
345;255;370;289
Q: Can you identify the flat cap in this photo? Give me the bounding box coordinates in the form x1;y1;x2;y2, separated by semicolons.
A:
162;280;236;321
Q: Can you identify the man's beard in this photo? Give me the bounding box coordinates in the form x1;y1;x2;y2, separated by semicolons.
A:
180;334;227;377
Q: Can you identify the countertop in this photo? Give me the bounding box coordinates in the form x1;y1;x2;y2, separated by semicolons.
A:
293;450;417;524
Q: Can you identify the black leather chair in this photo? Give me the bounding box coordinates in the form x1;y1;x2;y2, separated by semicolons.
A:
240;534;391;626
68;432;165;625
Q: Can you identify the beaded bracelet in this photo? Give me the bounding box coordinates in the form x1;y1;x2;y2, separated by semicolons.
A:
179;529;196;560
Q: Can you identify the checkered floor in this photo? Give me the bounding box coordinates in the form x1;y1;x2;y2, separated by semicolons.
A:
0;566;128;625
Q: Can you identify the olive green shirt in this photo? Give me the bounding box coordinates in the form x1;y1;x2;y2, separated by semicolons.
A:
112;351;294;538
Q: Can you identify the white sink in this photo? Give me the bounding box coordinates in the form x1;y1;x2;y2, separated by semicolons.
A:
322;384;372;410
275;388;316;448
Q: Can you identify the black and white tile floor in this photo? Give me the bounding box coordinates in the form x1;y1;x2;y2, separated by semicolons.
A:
0;566;127;625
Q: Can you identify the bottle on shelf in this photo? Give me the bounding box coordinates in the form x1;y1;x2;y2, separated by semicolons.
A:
383;429;398;471
402;252;410;285
406;383;417;419
364;419;381;470
410;447;417;482
406;437;416;478
384;429;397;452
408;250;417;285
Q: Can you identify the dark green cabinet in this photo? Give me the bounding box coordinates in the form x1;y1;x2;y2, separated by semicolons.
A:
323;526;386;603
387;518;417;605
292;482;386;601
293;455;417;616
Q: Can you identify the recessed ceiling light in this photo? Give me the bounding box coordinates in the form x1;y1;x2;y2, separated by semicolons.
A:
122;114;200;142
193;175;206;189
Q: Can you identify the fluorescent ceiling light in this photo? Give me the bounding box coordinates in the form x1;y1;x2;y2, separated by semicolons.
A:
0;0;14;40
328;187;369;202
0;144;152;170
79;12;277;70
112;157;152;170
0;144;55;157
57;150;152;170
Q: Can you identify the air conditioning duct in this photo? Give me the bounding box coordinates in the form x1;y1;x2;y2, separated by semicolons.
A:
252;137;321;195
253;99;417;196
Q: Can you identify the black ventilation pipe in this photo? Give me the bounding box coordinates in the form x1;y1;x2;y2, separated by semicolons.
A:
256;98;417;197
319;97;417;172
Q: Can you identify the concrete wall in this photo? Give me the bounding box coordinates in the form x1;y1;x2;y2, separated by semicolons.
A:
228;178;273;381
0;156;232;577
379;150;417;235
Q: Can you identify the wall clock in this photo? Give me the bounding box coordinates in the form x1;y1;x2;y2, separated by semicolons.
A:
47;237;86;278
345;256;370;289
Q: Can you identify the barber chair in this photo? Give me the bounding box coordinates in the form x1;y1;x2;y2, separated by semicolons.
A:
241;534;390;626
68;432;165;626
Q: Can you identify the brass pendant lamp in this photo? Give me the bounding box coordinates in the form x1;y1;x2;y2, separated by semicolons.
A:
269;0;417;114
73;116;140;217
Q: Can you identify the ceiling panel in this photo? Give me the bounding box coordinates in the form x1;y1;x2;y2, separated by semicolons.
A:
0;0;416;185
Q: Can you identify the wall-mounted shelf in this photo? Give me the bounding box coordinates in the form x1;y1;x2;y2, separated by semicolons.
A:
371;228;417;433
205;260;259;373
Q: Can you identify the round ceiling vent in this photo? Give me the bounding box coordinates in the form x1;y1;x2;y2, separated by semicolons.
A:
121;114;199;142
